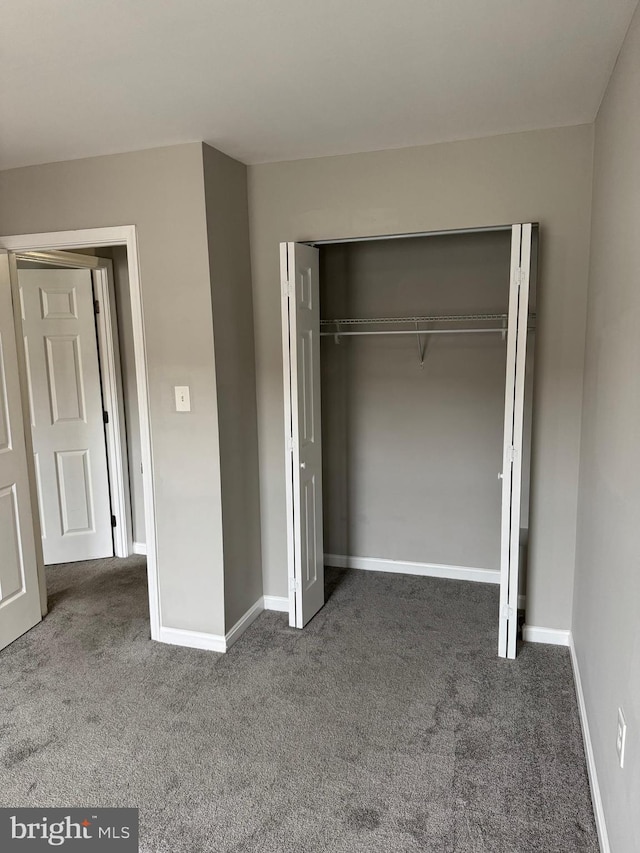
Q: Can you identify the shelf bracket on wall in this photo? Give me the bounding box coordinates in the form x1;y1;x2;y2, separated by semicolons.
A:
415;322;427;368
334;322;341;345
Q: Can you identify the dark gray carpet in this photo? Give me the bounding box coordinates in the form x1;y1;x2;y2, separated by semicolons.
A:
0;558;598;852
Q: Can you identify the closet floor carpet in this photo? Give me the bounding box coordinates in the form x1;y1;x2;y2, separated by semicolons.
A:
0;558;598;852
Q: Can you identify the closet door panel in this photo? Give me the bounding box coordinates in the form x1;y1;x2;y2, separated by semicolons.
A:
507;224;533;659
498;225;521;657
499;224;534;659
281;242;324;628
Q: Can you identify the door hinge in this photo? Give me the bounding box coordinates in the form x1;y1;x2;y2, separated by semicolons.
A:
287;436;295;452
103;410;109;425
94;299;100;314
282;280;292;299
111;514;117;528
501;604;514;621
289;577;301;592
506;445;515;463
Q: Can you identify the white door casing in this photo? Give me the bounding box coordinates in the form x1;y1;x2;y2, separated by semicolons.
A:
0;226;160;643
19;268;113;564
498;223;534;659
0;252;42;650
281;242;324;628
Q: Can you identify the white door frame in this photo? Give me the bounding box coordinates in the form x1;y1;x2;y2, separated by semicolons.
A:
0;227;160;641
14;249;132;560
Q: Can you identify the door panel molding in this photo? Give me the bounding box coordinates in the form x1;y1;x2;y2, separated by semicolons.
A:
0;483;26;603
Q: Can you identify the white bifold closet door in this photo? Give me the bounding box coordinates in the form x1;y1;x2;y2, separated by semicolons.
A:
0;252;42;651
498;224;534;659
281;227;534;657
280;242;324;628
19;268;114;565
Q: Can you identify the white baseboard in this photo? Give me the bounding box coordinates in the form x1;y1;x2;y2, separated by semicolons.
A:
132;542;147;556
569;635;610;853
522;625;571;646
225;598;264;649
325;553;500;585
263;595;289;612
159;597;264;654
158;625;226;653
519;628;609;848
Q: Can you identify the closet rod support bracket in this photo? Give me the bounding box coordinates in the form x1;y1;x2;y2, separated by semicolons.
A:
416;322;427;368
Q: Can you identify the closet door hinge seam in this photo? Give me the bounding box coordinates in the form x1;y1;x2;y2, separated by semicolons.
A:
289;578;301;592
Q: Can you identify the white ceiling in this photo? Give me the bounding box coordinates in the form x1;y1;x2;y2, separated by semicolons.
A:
1;0;637;170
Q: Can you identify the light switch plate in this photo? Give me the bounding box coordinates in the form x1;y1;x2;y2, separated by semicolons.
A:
174;386;191;412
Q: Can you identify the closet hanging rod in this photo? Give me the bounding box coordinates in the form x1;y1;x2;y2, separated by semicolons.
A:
320;313;513;326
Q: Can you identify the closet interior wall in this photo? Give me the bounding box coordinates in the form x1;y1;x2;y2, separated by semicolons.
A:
319;230;520;577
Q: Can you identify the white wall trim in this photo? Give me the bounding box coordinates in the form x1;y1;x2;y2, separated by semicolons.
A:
132;542;147;556
158;597;264;653
325;554;500;585
0;226;161;642
263;595;289;612
569;634;610;853
225;598;264;649
522;625;571;646
519;628;608;848
158;626;227;653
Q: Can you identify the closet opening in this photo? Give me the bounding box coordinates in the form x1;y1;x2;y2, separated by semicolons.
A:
281;224;537;658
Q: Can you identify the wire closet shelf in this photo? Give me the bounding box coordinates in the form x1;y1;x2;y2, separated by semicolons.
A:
319;313;537;366
319;312;520;337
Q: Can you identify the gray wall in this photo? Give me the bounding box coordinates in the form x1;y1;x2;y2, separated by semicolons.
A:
573;6;640;850
0;144;227;636
249;124;593;630
320;232;511;570
202;143;263;627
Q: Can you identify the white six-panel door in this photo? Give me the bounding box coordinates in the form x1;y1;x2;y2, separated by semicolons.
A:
281;242;324;628
0;253;42;650
19;268;113;564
